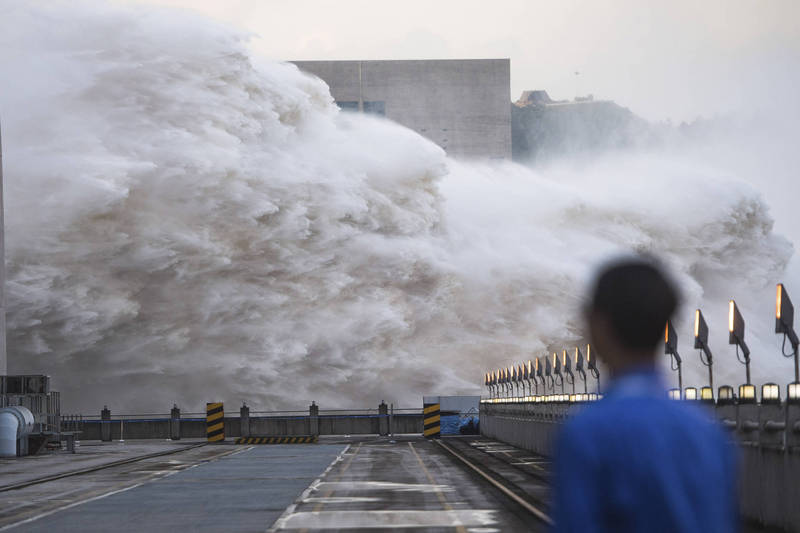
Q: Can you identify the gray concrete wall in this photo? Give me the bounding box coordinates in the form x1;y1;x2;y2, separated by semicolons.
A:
292;59;512;160
481;400;800;531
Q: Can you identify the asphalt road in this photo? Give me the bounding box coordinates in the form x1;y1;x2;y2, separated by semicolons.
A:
0;444;346;532
271;436;543;532
0;437;545;532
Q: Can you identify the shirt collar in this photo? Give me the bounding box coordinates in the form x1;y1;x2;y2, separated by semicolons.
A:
604;365;666;399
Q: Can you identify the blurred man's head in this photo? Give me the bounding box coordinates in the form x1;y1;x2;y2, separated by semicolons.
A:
587;258;680;375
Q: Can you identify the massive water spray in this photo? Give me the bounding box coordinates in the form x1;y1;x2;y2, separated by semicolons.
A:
0;2;793;411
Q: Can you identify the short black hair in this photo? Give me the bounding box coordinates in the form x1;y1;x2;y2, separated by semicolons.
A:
589;258;680;350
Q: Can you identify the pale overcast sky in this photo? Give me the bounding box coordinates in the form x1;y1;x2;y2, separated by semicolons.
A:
131;0;800;123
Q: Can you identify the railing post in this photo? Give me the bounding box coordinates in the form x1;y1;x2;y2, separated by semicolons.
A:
101;406;111;442
378;401;389;436
309;401;319;436
240;403;250;438
170;404;181;440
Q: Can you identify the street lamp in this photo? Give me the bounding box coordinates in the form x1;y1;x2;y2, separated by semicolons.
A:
523;360;532;396
664;320;682;398
562;350;575;395
718;385;735;405
761;383;781;405
587;344;600;393
700;387;714;404
545;354;553;393
511;365;519;398
553;352;564;394
574;346;587;394
694;309;714;396
519;363;527;398
776;284;799;390
728;300;752;384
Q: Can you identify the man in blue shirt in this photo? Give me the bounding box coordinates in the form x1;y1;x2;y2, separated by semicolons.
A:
552;259;738;532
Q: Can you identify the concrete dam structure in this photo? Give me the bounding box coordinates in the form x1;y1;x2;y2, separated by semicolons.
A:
292;59;512;160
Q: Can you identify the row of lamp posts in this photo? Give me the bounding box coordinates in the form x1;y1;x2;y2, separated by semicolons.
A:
484;283;799;406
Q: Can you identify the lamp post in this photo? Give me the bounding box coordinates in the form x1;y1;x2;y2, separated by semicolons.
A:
512;365;518;398
553;352;563;395
535;357;544;397
587;344;600;393
728;300;752;385
524;360;533;396
562;350;575;395
694;309;714;397
664;320;682;399
776;283;799;384
575;346;587;394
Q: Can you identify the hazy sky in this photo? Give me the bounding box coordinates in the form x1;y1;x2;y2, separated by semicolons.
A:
132;0;800;122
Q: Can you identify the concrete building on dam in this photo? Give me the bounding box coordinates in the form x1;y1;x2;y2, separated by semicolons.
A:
292;59;512;160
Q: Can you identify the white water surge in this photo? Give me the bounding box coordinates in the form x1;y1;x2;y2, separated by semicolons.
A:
0;2;793;411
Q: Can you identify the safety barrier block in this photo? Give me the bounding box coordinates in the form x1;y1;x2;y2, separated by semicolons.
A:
423;402;441;438
234;435;318;444
206;402;224;443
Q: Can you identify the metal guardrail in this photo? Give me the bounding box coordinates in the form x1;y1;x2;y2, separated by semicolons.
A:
63;407;423;421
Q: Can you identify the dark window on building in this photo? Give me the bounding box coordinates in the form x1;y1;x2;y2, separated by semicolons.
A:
335;101;359;112
363;101;386;116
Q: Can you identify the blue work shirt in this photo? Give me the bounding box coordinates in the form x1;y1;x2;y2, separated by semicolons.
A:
552;367;738;533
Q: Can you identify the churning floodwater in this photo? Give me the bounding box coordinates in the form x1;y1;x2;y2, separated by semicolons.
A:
0;2;794;411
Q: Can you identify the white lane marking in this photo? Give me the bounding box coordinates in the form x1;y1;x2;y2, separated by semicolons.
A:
0;482;147;531
301;496;380;504
267;444;351;533
0;487;88;513
312;481;454;493
276;509;497;529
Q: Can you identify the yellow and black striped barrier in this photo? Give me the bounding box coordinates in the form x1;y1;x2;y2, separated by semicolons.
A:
206;402;224;443
234;436;318;445
423;402;441;438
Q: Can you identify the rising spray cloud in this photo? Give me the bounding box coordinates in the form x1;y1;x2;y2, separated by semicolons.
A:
0;2;792;411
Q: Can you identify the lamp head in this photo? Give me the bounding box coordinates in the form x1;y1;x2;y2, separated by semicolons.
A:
728;300;745;344
562;350;571;372
664;320;678;355
574;346;584;371
545;355;552;377
788;382;800;405
717;385;735;405
776;284;796;335
700;386;714;403
694;309;709;349
553;352;561;374
587;344;598;371
738;384;757;404
761;383;781;405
